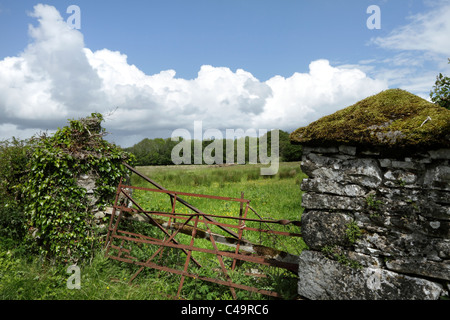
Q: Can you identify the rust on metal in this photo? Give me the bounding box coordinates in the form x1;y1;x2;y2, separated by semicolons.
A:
104;164;302;299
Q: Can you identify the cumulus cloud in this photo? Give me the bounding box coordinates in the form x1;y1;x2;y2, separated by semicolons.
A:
255;60;387;130
0;4;103;127
0;4;388;147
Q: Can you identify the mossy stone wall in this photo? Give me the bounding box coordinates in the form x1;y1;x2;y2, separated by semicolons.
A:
292;89;450;300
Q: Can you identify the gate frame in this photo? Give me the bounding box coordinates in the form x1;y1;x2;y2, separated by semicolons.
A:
104;164;301;299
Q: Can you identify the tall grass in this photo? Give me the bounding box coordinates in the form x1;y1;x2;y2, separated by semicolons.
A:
0;241;175;300
129;162;307;265
131;162;304;188
130;162;306;223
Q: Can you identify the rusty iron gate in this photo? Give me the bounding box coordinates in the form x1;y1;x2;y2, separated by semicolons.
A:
105;163;302;299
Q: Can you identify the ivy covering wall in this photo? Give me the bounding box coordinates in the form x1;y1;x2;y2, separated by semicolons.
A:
2;113;134;262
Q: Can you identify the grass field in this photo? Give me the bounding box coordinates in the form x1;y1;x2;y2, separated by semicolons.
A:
130;163;306;220
129;162;307;252
0;162;307;300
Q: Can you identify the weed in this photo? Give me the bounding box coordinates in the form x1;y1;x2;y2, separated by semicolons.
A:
345;221;361;245
321;245;363;270
366;194;382;211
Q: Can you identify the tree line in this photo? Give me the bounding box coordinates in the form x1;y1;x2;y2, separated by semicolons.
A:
124;130;303;166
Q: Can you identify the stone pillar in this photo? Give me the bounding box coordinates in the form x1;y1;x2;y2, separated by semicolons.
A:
297;146;449;300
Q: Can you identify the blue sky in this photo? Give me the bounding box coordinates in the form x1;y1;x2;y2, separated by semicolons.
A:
0;0;430;79
0;0;449;146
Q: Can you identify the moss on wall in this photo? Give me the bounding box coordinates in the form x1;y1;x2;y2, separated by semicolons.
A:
290;89;450;152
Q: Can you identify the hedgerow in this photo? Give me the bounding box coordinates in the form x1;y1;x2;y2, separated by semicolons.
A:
0;138;33;242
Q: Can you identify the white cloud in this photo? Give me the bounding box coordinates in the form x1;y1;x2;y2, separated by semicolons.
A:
0;123;53;142
366;2;450;99
371;2;450;55
0;4;103;125
0;4;388;147
257;60;387;130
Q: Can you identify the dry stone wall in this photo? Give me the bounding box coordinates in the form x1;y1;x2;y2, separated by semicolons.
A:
297;145;450;300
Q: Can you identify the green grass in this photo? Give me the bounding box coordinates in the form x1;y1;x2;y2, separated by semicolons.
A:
124;162;307;299
131;162;305;220
0;240;175;300
130;162;307;252
0;162;307;300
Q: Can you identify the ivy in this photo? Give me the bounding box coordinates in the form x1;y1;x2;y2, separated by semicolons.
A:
22;113;134;263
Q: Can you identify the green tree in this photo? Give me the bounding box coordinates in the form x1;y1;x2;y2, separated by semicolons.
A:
263;130;303;162
0;137;33;202
430;58;450;110
278;130;303;162
126;137;179;166
127;129;303;166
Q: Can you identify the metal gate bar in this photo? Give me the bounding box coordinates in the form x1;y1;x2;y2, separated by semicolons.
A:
104;165;302;299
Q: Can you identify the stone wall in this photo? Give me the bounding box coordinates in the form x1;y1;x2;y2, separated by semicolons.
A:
297;145;450;300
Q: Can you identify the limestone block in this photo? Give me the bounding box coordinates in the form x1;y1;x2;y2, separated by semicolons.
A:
76;173;99;206
428;190;450;204
297;250;443;300
338;145;357;156
423;165;450;190
301;211;354;250
302;153;383;188
436;240;450;259
355;230;447;261
417;201;450;221
390;160;424;170
301;178;367;197
303;146;339;154
302;193;366;211
383;170;417;184
386;259;450;281
76;173;97;193
428;149;450;160
379;158;392;168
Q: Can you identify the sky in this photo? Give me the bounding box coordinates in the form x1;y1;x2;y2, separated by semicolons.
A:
0;0;449;147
